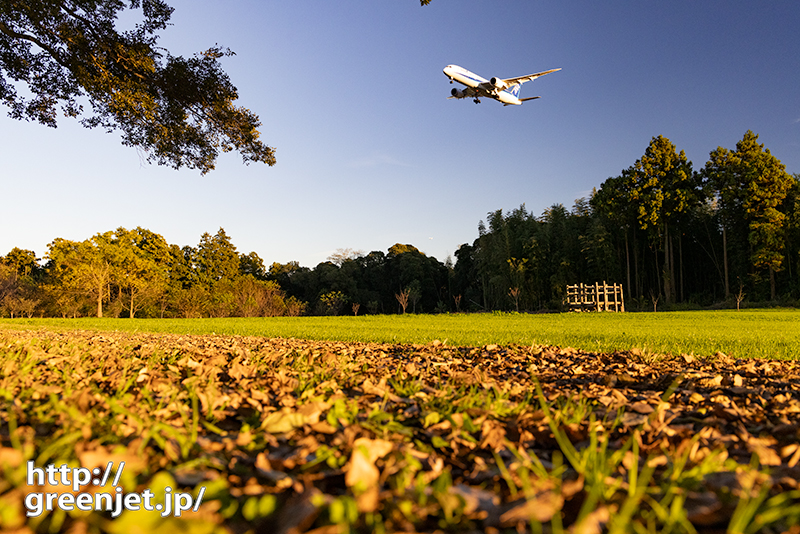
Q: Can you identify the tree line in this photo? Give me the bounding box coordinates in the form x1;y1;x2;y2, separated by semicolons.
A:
455;131;799;311
0;228;302;319
2;131;798;317
0;227;454;318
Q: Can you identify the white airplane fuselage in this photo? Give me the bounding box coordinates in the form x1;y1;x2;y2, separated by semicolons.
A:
443;65;523;105
443;64;560;106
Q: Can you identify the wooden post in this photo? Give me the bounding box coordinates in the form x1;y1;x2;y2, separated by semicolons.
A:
592;282;597;312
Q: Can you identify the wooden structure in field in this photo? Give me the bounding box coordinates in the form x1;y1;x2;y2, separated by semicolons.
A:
566;281;625;312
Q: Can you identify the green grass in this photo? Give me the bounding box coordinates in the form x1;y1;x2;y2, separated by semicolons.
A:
2;308;799;359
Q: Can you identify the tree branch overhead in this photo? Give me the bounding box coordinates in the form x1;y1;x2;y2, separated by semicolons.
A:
0;0;275;173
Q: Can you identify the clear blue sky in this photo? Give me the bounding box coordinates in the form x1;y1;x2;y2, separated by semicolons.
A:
2;1;798;268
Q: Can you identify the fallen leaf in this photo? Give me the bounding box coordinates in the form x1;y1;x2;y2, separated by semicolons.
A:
500;491;563;525
345;438;394;512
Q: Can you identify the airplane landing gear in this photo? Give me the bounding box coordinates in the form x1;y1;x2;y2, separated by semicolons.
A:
473;98;480;104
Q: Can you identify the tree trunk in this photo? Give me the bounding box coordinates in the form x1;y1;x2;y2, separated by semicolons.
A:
723;226;730;297
662;224;672;303
654;245;662;303
625;228;631;300
679;233;684;302
663;223;677;304
656;224;672;304
96;281;103;318
670;233;676;302
770;266;776;300
633;231;640;299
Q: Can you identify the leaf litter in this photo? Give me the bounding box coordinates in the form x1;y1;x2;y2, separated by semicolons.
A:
0;328;799;533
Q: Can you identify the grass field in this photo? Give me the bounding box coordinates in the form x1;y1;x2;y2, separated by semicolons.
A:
2;308;799;359
2;312;800;532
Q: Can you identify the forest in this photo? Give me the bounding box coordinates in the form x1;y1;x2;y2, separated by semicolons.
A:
1;131;798;318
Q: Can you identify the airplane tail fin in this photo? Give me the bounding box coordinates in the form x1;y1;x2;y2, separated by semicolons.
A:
508;84;522;98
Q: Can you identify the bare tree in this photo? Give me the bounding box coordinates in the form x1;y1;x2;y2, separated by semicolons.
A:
395;289;410;314
649;289;659;313
735;279;746;311
508;287;521;312
327;248;365;266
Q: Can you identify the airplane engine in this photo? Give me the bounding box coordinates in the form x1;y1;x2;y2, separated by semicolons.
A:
490;77;507;91
451;88;465;98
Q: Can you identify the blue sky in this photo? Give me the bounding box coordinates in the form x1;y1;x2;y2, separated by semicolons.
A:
2;1;799;268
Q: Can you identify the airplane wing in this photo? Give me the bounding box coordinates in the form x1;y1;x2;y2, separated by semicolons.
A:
500;68;561;86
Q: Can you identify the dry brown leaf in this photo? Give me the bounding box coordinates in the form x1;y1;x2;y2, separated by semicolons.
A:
630;401;654;414
500;491;563;525
786;445;800;468
297;400;331;425
748;439;782;466
621;412;648;427
480;419;507;451
262;408;307;434
271;488;324;534
0;447;23;470
449;483;500;515
685;491;727;526
352;437;394;465
572;505;611;534
343;438;392;512
77;445;147;474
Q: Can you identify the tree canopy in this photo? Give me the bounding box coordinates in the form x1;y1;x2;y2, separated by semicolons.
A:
0;0;275;173
704;131;794;298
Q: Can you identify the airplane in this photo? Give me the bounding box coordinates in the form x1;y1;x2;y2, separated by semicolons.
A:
443;64;561;106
